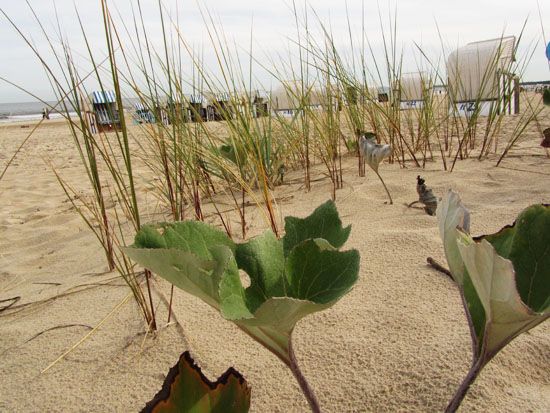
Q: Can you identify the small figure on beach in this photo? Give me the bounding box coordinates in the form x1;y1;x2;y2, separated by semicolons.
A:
42;108;50;120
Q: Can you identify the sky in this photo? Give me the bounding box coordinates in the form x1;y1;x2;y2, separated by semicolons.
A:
0;0;549;104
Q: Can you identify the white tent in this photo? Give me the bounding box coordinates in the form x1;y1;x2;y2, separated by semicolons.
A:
398;72;431;109
446;36;518;115
271;80;323;113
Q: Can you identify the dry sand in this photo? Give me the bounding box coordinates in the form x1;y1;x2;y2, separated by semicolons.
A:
0;112;549;412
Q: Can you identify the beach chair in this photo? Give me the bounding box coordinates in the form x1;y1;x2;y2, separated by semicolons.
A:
134;102;155;124
447;36;519;117
90;90;121;132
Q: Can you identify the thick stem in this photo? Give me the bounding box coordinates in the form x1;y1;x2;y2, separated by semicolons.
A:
289;335;321;413
426;257;453;279
374;170;393;205
445;357;484;413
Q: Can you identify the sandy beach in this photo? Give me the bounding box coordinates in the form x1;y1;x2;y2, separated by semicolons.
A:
0;110;549;412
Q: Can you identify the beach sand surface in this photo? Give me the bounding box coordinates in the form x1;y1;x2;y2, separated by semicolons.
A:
0;111;549;412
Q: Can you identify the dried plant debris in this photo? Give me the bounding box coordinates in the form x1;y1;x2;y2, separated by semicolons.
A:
142;351;250;413
416;176;438;215
541;128;550;148
407;176;438;215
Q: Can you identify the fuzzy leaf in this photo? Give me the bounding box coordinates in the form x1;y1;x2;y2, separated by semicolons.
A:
134;221;235;257
437;190;471;284
124;221;235;308
142;351;250;413
126;202;359;364
358;135;391;172
235;231;286;312
438;192;550;363
458;238;549;360
282;200;351;255
222;239;359;333
479;204;550;312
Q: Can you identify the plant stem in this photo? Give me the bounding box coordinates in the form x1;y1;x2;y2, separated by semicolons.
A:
374;170;393;204
445;357;484;413
289;334;321;413
144;269;157;331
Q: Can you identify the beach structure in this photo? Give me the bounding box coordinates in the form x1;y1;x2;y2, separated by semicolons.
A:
446;36;519;116
90;90;121;132
396;73;431;109
206;92;233;121
252;90;269;118
188;94;207;122
134;102;155;124
271;80;323;117
433;84;446;96
79;95;99;134
520;80;550;93
159;96;193;125
368;86;390;103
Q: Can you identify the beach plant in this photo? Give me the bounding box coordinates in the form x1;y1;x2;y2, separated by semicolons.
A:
125;200;359;412
359;133;393;204
143;351;250;413
437;191;550;412
543;88;550;106
1;2;161;330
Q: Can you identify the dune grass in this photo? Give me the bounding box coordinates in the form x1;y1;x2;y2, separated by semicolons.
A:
0;1;544;335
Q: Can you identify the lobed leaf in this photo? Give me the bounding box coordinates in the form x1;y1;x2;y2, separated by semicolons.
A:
125;221;236;308
437;191;550;362
126;201;359;364
222;239;359;333
282;200;351;255
142;351;250;413
478;204;550;312
436;190;471;284
457;238;548;359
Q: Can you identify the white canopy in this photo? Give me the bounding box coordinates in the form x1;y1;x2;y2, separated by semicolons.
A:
399;73;430;101
446;36;516;102
271;80;323;110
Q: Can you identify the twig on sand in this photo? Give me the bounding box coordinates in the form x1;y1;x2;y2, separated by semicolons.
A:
41;293;132;374
0;324;93;357
0;296;21;313
25;324;93;344
427;257;453;279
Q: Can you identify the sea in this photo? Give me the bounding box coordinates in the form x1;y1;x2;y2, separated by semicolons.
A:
0;99;144;124
0;101;79;123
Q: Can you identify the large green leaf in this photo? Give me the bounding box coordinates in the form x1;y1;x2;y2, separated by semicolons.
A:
125;221;236;308
282;200;351;255
437;191;550;363
142;351;250;413
457;237;549;360
125;201;359;365
479;204;550;312
437;191;471;284
134;221;235;256
221;238;359;334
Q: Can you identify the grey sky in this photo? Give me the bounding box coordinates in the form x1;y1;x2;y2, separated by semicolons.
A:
0;0;548;103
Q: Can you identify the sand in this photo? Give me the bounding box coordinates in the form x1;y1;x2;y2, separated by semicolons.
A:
0;111;549;412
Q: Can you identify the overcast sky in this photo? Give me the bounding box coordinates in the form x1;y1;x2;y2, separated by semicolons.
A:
0;0;549;103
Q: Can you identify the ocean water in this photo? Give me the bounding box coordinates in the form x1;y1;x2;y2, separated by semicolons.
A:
0;101;79;123
0;99;141;124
